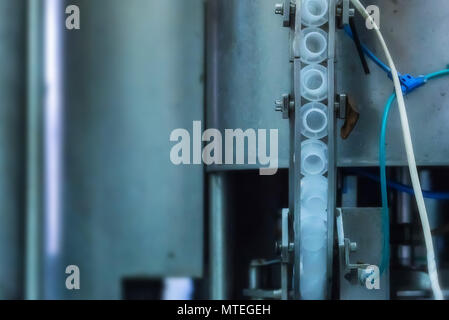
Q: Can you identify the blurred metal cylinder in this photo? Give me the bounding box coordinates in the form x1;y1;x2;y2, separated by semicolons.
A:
32;0;206;299
0;0;27;299
209;173;228;299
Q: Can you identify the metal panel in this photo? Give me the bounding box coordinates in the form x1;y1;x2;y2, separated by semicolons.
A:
0;0;26;299
206;0;291;171
336;0;449;167
49;0;205;299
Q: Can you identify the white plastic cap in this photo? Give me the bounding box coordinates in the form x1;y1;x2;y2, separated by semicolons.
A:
301;0;329;27
301;139;328;176
300;28;328;64
300;248;327;300
301;175;328;220
300;213;326;252
300;206;327;300
301;64;328;102
300;102;328;139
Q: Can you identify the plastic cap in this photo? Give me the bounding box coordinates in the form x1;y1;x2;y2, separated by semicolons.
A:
301;139;328;176
301;64;328;101
300;28;328;64
301;0;329;27
300;102;328;139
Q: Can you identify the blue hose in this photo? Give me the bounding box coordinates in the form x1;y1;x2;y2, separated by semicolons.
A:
379;69;449;275
343;25;391;75
345;168;449;200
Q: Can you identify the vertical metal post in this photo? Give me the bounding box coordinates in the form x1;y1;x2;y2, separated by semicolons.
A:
291;0;303;300
209;173;228;299
26;0;44;300
326;0;337;299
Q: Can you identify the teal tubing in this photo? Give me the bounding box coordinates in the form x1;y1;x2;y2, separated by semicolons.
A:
379;69;449;275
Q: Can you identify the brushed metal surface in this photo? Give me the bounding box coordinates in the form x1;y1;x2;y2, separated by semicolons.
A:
57;0;204;299
0;0;26;299
206;0;291;171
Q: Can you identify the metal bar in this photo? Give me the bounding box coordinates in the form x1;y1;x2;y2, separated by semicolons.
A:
281;208;289;300
209;173;228;299
291;0;303;300
327;0;337;299
26;0;44;300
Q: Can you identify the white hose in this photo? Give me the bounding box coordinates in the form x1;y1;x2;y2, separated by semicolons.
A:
350;0;444;300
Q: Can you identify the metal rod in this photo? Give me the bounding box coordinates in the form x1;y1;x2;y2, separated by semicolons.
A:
25;0;44;300
209;173;228;299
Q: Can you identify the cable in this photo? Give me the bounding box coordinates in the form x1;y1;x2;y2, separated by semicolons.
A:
426;69;449;81
350;0;444;300
380;69;449;299
344;20;426;95
348;17;370;74
345;168;449;200
343;25;390;74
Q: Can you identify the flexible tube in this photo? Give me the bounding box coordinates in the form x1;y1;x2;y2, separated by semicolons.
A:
380;69;449;282
379;93;395;276
343;25;391;74
345;168;449;200
351;0;443;300
379;69;449;299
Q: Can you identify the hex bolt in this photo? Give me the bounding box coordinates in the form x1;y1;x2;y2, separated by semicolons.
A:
275;99;283;112
275;3;284;15
350;242;358;252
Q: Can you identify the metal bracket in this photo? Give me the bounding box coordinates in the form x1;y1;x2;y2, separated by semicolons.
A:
274;1;296;28
335;93;348;119
244;209;293;300
336;208;371;286
243;259;282;299
335;93;360;139
336;0;355;28
275;94;294;119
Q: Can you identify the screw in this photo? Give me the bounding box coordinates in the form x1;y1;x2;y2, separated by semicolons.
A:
275;3;284;15
350;242;357;252
275;99;283;112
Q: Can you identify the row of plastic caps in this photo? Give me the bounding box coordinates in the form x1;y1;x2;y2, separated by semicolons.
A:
299;0;330;300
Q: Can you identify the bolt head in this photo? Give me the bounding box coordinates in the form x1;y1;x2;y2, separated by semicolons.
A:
275;99;283;112
275;3;284;15
350;242;358;252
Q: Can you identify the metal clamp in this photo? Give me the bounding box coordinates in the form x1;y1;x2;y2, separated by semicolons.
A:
275;94;294;119
244;209;293;300
336;208;372;286
274;1;296;28
336;0;355;28
335;93;359;139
